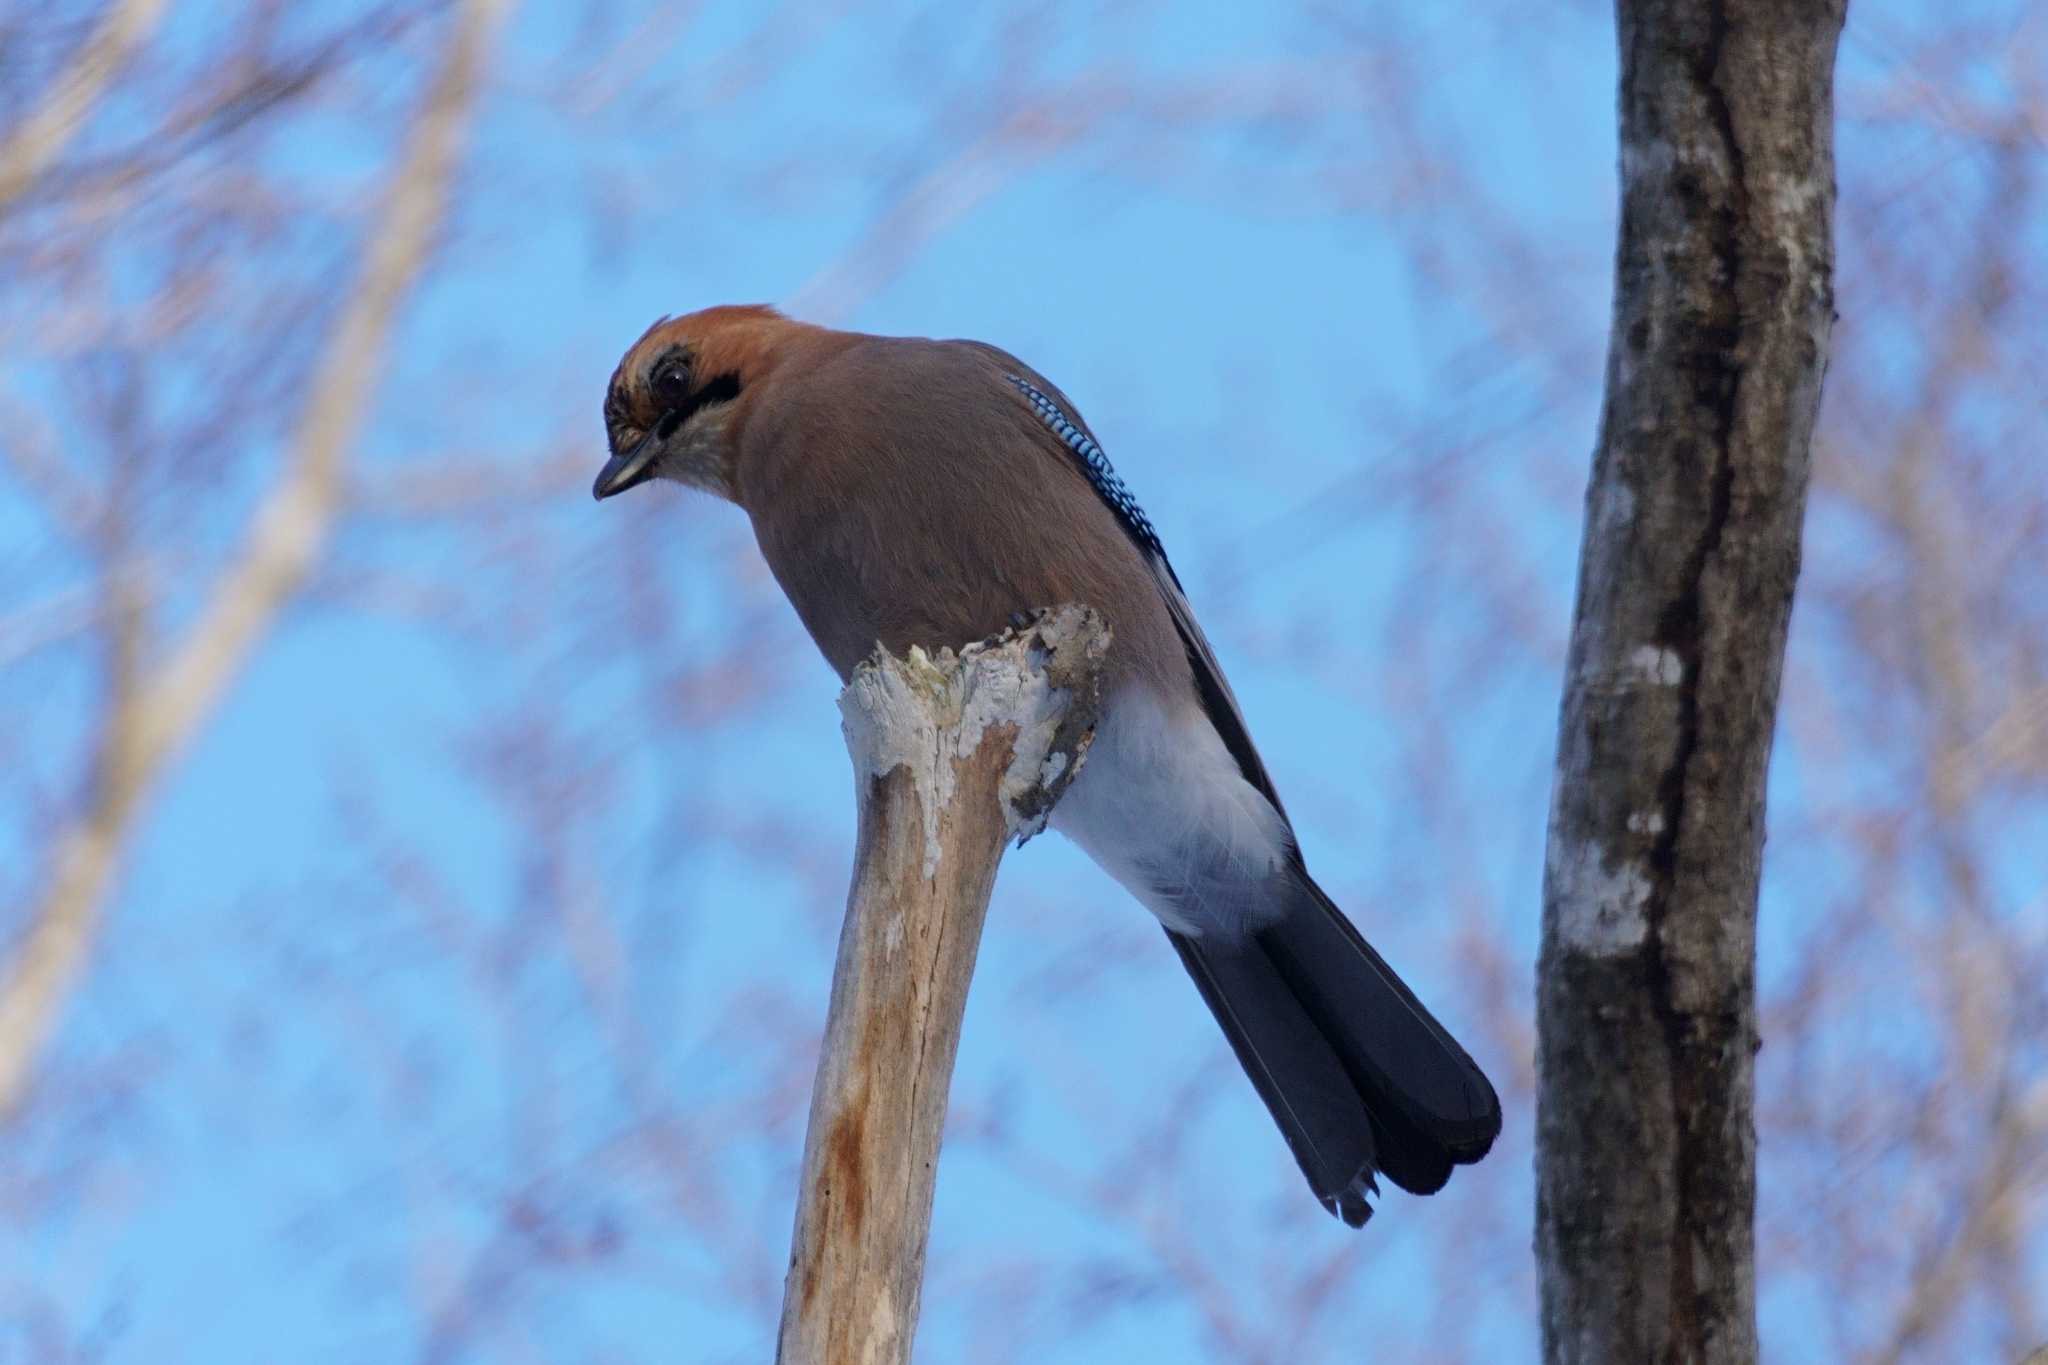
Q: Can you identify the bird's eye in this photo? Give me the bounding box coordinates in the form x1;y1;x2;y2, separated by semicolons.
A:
653;363;691;409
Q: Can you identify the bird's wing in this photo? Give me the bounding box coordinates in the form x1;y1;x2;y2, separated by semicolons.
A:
1144;524;1289;822
967;346;1290;823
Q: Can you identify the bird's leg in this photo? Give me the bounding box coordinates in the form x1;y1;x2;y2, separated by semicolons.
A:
982;609;1043;649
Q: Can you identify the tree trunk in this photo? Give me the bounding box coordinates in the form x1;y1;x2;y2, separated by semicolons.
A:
1535;3;1844;1362
776;605;1109;1365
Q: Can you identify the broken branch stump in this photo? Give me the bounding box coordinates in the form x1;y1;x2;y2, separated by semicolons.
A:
775;604;1110;1365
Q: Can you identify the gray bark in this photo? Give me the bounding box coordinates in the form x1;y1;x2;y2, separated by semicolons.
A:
1535;3;1844;1362
776;606;1108;1365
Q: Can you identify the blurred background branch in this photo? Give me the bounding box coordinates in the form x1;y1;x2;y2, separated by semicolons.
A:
0;0;511;1112
0;0;168;214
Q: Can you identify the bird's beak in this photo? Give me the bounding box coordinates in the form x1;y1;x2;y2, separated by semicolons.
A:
592;430;661;500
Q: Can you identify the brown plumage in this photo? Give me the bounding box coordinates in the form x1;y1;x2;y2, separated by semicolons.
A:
601;306;1186;695
595;305;1501;1226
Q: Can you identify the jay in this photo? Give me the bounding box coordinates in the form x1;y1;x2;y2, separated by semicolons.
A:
593;305;1500;1226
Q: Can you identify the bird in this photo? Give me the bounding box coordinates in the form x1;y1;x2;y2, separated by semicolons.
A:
593;304;1500;1226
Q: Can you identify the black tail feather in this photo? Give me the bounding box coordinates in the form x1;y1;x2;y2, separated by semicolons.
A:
1168;871;1500;1225
1167;933;1381;1226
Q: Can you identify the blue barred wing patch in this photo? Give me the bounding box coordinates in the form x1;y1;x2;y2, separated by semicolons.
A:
1006;375;1167;563
1007;372;1278;805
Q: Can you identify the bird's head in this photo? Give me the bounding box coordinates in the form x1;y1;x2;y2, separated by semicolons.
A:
592;304;800;502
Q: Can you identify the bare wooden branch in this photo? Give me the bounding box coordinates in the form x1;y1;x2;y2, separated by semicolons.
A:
0;0;171;214
776;605;1109;1365
1535;2;1845;1362
0;0;514;1117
